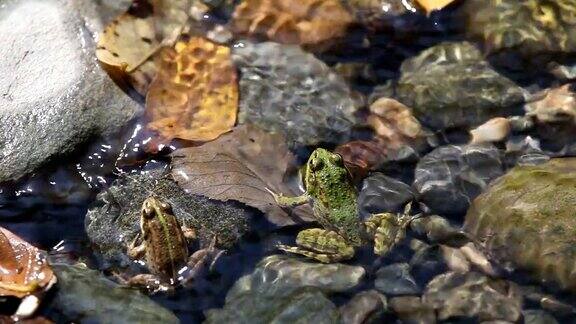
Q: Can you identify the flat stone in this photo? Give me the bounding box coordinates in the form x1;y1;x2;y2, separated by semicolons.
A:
0;0;141;182
339;290;387;324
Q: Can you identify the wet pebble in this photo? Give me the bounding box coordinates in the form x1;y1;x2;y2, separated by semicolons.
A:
358;173;415;218
410;215;468;246
339;290;387;324
413;143;504;216
374;263;420;296
409;244;449;287
523;309;559;324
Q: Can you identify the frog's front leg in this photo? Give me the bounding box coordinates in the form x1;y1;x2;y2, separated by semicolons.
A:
365;212;416;256
278;228;355;263
269;189;310;208
127;234;146;259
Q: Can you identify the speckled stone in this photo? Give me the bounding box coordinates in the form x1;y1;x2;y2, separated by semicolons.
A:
232;41;361;145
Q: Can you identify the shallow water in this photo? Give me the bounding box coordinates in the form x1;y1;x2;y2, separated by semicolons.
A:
3;0;576;322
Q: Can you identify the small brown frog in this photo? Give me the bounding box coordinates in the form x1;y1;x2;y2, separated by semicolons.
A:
124;196;219;293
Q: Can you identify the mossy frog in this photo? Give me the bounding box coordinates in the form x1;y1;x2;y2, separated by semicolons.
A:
274;148;419;263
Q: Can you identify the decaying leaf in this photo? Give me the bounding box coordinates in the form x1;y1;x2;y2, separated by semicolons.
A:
230;0;353;48
415;0;457;14
335;140;384;181
145;37;238;144
96;0;194;94
171;125;314;226
0;227;56;299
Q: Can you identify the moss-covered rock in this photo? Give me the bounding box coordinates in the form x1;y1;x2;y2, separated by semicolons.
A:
464;158;576;291
462;0;576;57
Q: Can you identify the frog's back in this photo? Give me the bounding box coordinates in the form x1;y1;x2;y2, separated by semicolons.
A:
144;216;189;279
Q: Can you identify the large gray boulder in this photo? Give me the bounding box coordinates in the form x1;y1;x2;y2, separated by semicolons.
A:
0;0;141;182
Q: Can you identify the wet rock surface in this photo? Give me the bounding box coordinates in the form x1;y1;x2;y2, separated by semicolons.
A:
339;290;387;324
423;271;523;322
85;168;251;269
374;263;420;296
0;0;141;183
205;255;364;323
49;263;178;323
358;173;415;218
414;144;504;216
463;0;576;57
232;41;360;145
385;42;526;130
465;158;576;292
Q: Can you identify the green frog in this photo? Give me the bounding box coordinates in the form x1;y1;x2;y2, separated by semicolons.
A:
274;148;418;263
125;196;219;293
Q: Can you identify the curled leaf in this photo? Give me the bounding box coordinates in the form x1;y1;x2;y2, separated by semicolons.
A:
171;125;313;227
146;37;238;143
0;227;55;298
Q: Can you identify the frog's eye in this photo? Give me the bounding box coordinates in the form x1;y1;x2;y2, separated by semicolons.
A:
309;158;323;171
330;154;343;164
142;202;155;219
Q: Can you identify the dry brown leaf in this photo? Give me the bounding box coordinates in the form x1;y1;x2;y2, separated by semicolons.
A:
415;0;457;14
231;0;353;48
145;37;238;143
96;0;192;94
171;125;314;226
0;227;55;298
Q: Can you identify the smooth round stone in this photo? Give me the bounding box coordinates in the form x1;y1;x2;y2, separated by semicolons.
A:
414;144;504;216
0;0;140;182
523;310;558;324
358;173;415;218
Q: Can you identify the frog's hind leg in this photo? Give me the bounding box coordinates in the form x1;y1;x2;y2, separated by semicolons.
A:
365;212;411;256
277;228;355;263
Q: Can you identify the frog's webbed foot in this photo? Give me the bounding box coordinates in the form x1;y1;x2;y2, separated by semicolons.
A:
124;274;174;294
365;212;413;256
181;237;224;287
266;188;310;208
277;228;355;263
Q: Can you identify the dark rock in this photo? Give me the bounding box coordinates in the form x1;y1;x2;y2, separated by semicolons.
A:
410;215;469;246
0;0;141;182
414;144;504;216
464;158;576;292
409;244;449;286
523;310;558;324
388;42;526;130
374;263;420;296
232;41;361;146
50;263;178;323
358;173;415;218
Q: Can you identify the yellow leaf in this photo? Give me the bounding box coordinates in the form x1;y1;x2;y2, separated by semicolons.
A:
415;0;457;14
145;37;238;143
96;0;191;94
